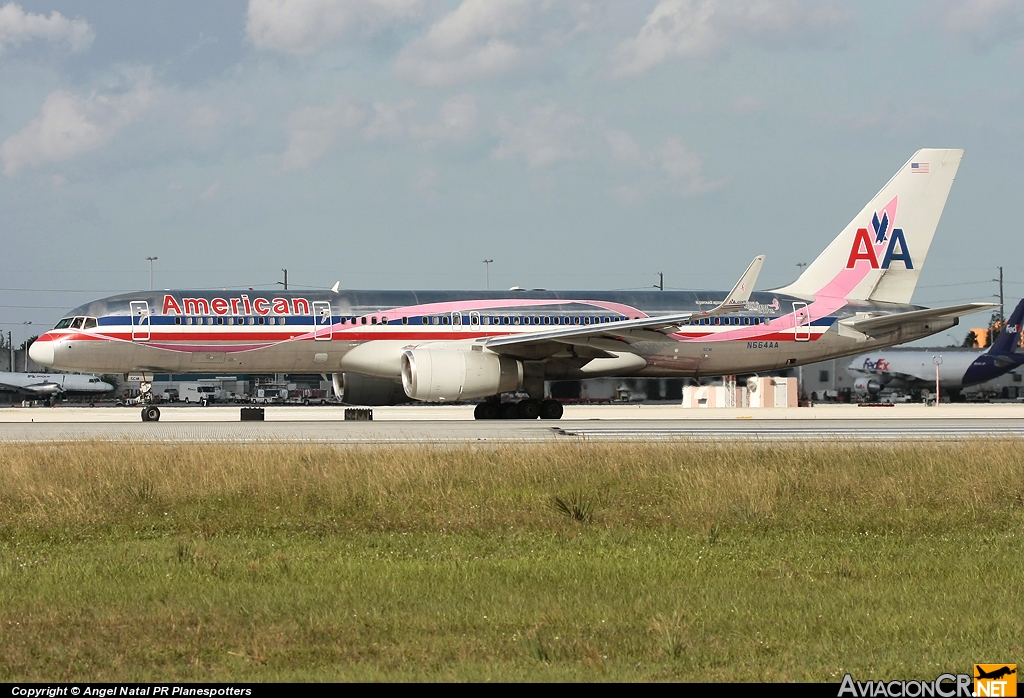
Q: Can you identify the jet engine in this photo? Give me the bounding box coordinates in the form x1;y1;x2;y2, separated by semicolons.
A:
332;373;409;406
853;377;883;396
401;346;522;402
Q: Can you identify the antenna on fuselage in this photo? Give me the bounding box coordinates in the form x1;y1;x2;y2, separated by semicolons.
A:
331;282;340;293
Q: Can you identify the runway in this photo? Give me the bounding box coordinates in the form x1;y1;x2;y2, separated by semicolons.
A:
1;403;1023;443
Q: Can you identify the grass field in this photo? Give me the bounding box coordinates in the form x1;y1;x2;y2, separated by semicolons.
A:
1;441;1022;681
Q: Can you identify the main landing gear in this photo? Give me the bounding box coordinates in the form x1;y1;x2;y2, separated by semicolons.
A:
474;399;563;420
141;406;161;422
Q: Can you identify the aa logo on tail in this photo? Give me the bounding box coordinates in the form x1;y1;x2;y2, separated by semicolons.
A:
846;210;914;270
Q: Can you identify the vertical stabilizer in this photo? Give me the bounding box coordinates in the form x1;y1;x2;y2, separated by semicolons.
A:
988;298;1024;357
774;149;963;304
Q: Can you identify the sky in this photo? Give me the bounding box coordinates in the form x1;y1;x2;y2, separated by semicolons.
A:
2;0;1023;347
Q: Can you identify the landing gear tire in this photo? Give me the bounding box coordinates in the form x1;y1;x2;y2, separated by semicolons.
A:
518;399;541;420
500;402;521;420
142;406;161;422
474;402;500;420
540;399;563;420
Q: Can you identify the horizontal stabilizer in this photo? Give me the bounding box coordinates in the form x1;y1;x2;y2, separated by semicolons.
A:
839;302;997;337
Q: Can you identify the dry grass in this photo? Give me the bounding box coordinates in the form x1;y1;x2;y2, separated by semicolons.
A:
0;441;1022;681
2;441;1022;533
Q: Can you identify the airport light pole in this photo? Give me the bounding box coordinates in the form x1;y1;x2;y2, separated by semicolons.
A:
994;266;1004;322
483;259;493;290
146;256;158;291
279;269;288;291
22;321;31;371
932;355;942;406
656;272;664;291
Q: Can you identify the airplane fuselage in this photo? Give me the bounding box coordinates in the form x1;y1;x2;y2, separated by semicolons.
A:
31;288;953;381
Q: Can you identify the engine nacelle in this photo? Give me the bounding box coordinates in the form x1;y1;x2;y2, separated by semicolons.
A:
332;373;409;406
401;346;522;402
853;377;883;396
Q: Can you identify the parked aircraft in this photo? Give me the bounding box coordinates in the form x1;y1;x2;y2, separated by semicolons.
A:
31;148;996;420
850;298;1024;398
0;372;113;402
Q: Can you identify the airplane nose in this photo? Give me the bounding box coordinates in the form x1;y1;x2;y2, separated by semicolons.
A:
29;338;55;366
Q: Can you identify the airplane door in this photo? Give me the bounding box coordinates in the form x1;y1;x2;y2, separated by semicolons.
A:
130;301;150;341
313;301;333;340
792;302;810;342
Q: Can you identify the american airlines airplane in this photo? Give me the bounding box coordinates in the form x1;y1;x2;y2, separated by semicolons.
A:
0;372;113;402
850;298;1024;399
30;148;996;421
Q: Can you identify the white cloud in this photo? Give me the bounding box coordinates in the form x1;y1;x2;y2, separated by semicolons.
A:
201;181;223;200
493;104;584;169
408;93;478;143
944;0;1024;49
1;73;157;177
280;98;365;170
247;0;422;54
605;129;648;166
611;0;847;77
658;136;724;195
394;0;533;86
604;130;725;198
0;2;93;53
362;101;412;141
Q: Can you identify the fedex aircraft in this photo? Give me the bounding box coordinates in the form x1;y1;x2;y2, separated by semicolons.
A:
850;298;1024;399
0;372;113;402
31;148;996;421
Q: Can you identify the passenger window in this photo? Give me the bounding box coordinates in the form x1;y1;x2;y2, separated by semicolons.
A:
483;316;491;325
361;317;367;325
280;317;286;325
174;317;181;326
248;317;255;325
371;317;377;325
402;317;408;325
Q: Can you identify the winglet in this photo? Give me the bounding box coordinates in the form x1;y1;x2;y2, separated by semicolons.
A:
330;281;340;293
721;255;765;309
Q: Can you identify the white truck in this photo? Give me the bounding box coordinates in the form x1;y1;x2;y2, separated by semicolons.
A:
179;382;222;405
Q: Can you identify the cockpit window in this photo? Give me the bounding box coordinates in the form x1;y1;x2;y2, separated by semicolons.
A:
83;317;97;329
54;318;73;329
70;317;84;329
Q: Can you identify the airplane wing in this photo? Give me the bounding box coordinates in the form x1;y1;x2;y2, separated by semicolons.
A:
483;256;765;353
0;379;62;395
839;302;998;338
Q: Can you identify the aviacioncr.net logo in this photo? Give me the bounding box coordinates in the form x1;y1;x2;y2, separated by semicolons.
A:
838;673;972;697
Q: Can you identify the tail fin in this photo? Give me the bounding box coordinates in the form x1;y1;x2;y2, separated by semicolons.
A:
988;298;1024;356
774;148;963;304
